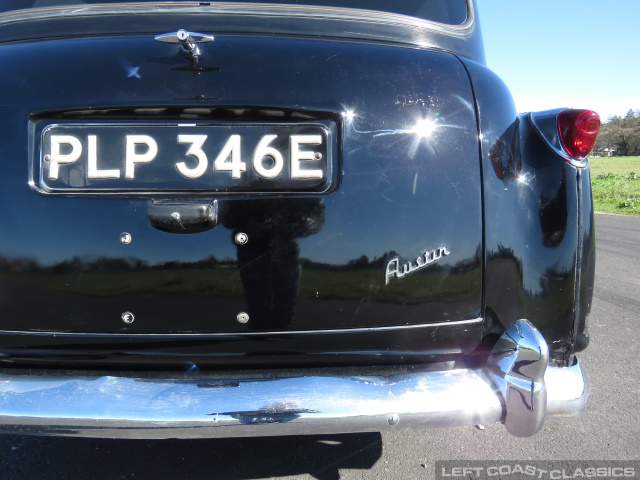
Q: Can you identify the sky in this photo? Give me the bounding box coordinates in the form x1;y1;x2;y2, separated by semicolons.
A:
476;0;640;121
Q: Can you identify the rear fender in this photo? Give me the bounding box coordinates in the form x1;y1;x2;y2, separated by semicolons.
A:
460;58;594;363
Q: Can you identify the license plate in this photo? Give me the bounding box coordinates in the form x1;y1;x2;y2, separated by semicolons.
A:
33;121;336;194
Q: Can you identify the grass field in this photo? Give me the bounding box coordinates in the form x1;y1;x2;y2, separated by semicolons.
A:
589;156;640;215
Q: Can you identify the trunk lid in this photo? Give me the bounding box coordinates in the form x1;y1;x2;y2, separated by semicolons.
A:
0;26;483;362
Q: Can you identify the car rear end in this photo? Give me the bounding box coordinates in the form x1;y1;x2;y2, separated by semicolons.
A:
0;0;591;438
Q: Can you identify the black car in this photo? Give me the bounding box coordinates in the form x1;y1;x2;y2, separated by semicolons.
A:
0;0;598;438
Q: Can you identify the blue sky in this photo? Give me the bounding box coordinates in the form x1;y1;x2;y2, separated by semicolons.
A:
476;0;640;121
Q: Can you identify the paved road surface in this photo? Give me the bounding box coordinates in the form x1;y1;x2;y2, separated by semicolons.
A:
1;213;639;479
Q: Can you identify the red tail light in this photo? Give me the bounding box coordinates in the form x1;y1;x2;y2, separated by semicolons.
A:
558;109;601;160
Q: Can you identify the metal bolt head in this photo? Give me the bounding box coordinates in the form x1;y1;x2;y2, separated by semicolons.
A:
234;232;248;245
237;312;249;324
171;212;181;221
120;232;132;245
314;152;323;160
43;154;51;162
387;413;399;426
121;311;135;324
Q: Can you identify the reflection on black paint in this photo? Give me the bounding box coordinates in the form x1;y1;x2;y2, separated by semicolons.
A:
219;199;325;330
539;170;568;247
488;119;521;182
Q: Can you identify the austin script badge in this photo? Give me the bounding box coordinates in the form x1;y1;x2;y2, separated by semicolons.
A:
384;247;450;285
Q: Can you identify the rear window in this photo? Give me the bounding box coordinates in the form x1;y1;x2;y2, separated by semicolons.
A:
1;0;469;25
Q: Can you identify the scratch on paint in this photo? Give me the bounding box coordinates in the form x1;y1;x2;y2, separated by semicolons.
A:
381;191;394;204
412;173;418;195
351;300;363;322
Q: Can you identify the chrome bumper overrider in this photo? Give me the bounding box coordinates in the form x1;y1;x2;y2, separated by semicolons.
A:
0;320;588;438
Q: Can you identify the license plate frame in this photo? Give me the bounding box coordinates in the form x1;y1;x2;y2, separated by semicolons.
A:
31;119;337;195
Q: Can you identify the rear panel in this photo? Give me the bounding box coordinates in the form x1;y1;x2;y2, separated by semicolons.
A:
0;30;483;367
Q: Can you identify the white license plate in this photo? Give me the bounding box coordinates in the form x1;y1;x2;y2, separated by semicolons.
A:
34;121;335;194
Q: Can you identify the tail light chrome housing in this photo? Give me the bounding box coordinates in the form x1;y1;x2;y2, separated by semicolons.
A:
530;108;601;166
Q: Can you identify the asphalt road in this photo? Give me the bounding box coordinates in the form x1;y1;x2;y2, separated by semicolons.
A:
1;213;639;480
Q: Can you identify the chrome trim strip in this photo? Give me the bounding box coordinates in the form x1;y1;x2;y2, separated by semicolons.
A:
0;2;475;41
0;0;476;54
0;321;589;438
0;317;483;338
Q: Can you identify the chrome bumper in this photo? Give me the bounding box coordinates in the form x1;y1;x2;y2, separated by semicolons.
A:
0;320;588;438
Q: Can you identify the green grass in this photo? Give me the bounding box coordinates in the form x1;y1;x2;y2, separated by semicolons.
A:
589;156;640;215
